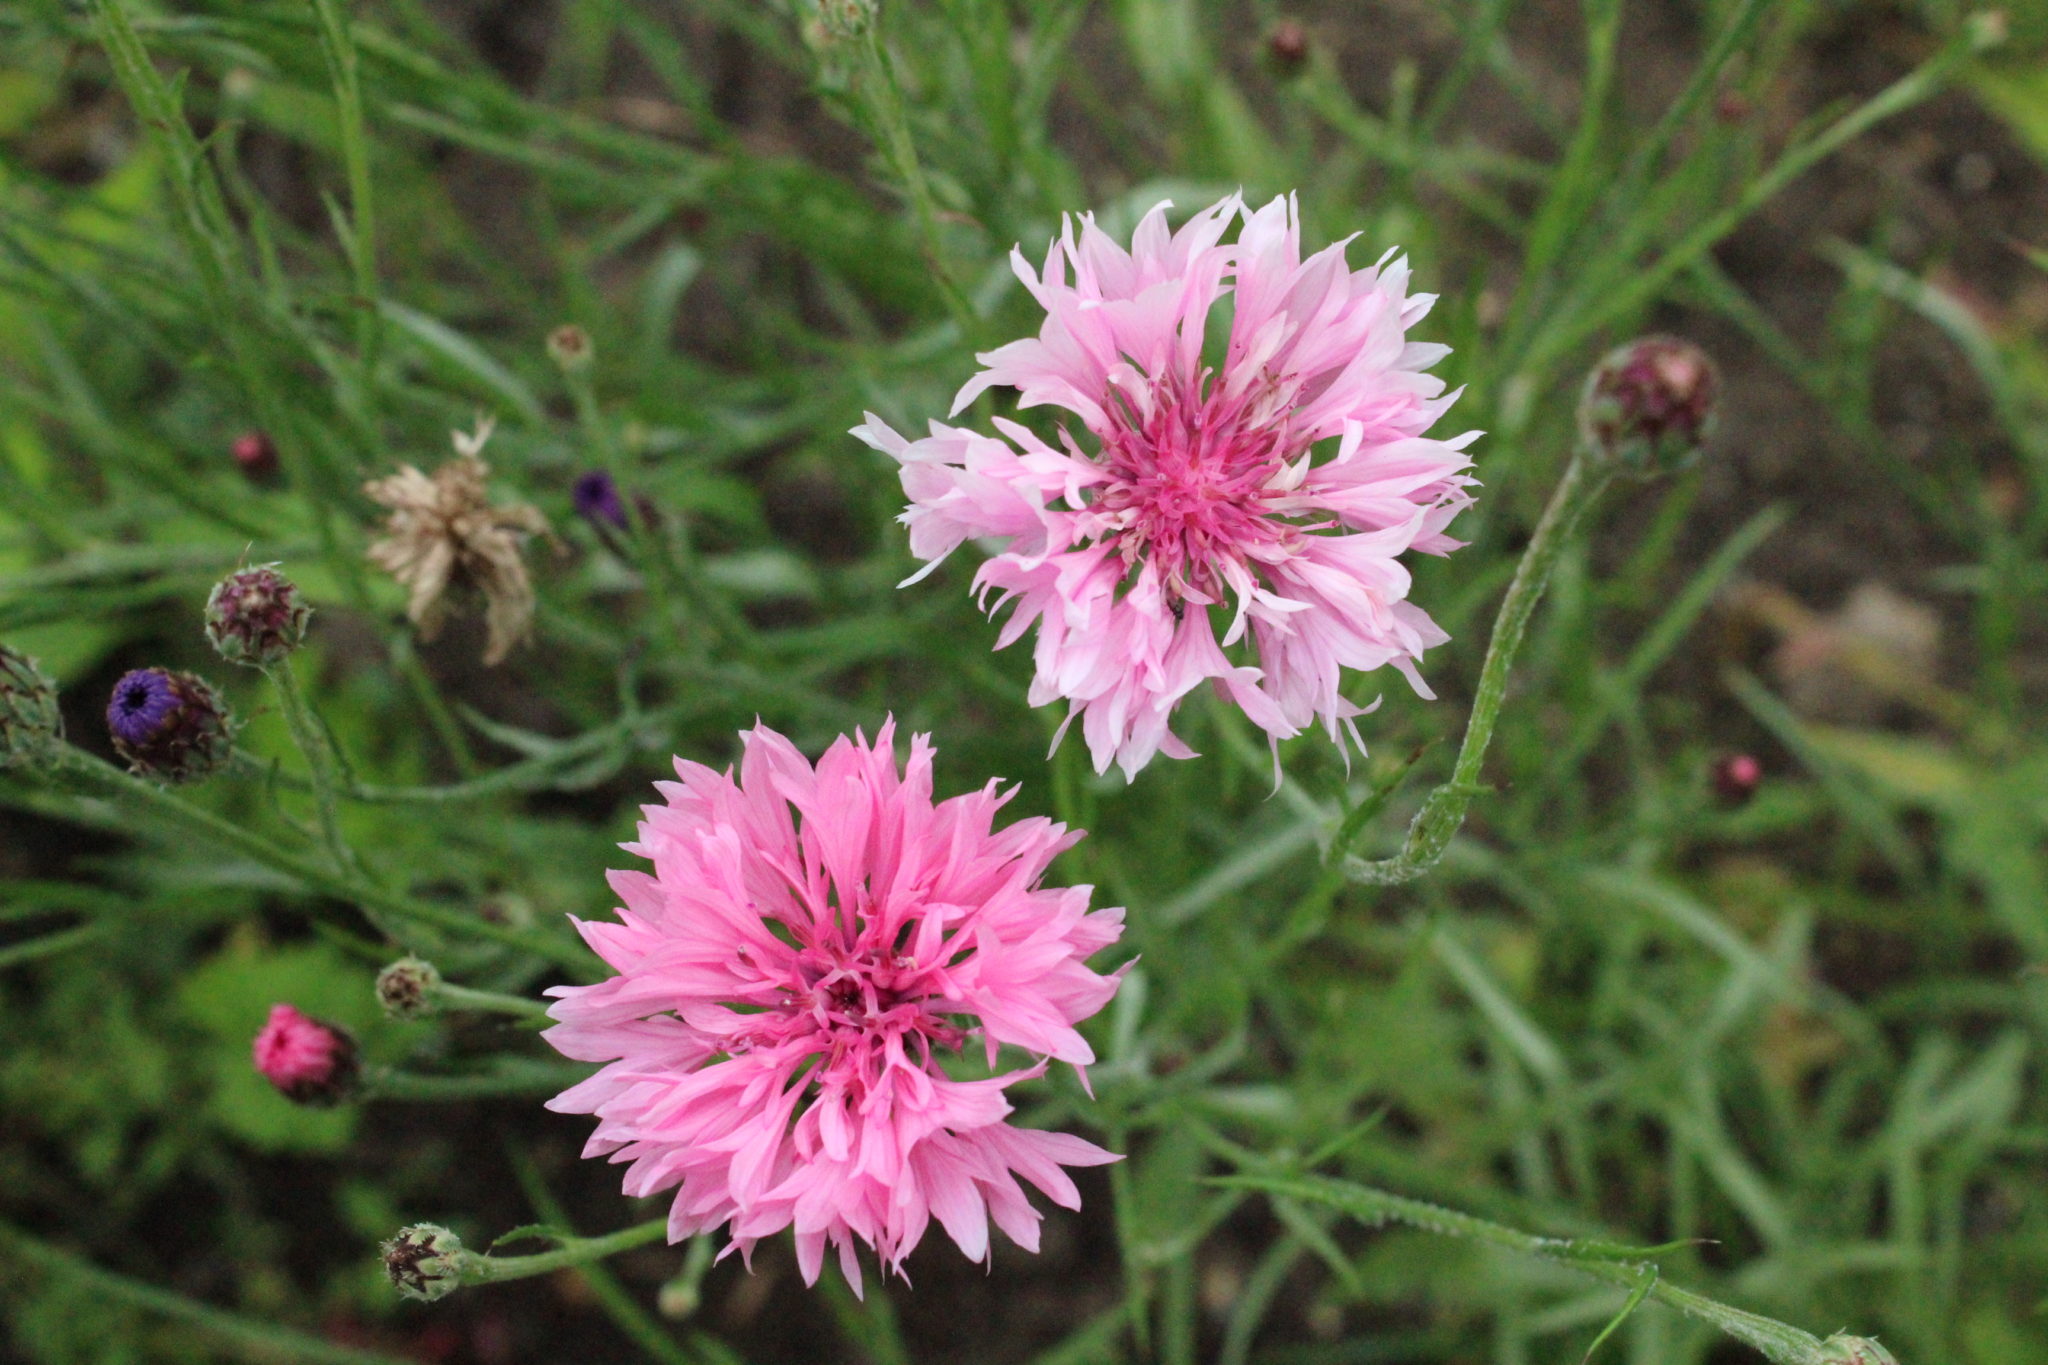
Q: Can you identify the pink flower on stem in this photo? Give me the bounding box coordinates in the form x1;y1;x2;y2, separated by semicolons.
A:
543;721;1126;1293
252;1003;360;1106
855;193;1477;779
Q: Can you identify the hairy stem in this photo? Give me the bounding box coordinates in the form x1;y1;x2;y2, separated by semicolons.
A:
269;656;362;877
456;1218;671;1288
1218;1173;1860;1364
46;747;592;972
1347;450;1611;884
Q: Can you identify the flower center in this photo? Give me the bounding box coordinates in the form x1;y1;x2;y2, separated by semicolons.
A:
737;932;967;1081
1085;372;1303;606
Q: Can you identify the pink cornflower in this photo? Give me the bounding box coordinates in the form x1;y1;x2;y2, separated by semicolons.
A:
543;721;1125;1293
252;1003;360;1106
854;193;1477;779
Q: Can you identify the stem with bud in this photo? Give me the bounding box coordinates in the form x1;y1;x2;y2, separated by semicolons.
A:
1346;448;1612;885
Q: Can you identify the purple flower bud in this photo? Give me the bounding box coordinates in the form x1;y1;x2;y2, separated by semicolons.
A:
0;645;63;770
572;471;629;529
1578;336;1720;477
206;564;312;667
106;667;234;784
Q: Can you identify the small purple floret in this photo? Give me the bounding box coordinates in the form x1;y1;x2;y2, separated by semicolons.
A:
108;668;180;746
572;471;628;529
106;667;232;783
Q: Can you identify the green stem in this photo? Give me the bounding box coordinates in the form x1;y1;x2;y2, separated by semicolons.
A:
455;1218;671;1288
433;980;553;1020
390;634;481;777
564;358;683;634
855;27;977;337
1347;450;1612;885
0;1222;414;1365
49;747;593;972
363;1059;588;1101
309;0;383;424
269;656;361;877
1217;1174;1847;1365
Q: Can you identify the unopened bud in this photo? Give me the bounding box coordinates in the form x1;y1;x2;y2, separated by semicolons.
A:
1578;336;1720;477
383;1224;470;1302
572;471;629;530
376;957;443;1020
206;565;312;668
0;645;63;770
546;324;593;374
1815;1336;1899;1365
1711;752;1762;806
252;1003;361;1106
106;667;234;784
232;430;280;480
1264;19;1309;77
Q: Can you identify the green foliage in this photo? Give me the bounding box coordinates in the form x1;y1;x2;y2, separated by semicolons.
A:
1;0;2044;1362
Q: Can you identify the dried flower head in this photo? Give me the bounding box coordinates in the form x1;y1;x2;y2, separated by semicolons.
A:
364;420;553;666
856;194;1476;779
0;645;63;770
252;1003;360;1106
382;1224;469;1302
544;721;1127;1294
205;564;312;667
107;667;234;784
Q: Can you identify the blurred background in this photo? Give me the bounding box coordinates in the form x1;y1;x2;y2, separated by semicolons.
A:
2;0;2046;1361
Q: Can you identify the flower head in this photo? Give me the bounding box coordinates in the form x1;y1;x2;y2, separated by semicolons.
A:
252;1002;360;1106
107;667;234;784
364;420;553;667
855;194;1476;778
0;645;63;770
543;721;1125;1293
205;564;312;667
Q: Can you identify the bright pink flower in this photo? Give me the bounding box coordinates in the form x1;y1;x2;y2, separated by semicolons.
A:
543;721;1125;1293
854;194;1477;779
252;1003;359;1105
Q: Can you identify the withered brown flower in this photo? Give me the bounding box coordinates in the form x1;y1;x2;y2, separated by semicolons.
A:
363;420;553;666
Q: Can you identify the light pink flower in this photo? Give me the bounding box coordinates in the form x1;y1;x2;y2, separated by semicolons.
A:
543;721;1125;1293
854;193;1477;779
252;1003;359;1105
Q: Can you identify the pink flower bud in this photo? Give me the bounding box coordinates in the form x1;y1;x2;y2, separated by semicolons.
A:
232;430;279;480
252;1003;360;1106
1711;753;1763;805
